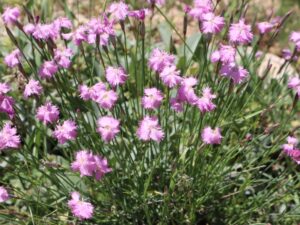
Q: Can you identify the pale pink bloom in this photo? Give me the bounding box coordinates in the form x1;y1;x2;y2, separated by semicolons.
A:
0;83;11;95
39;61;58;79
2;7;20;25
36;102;60;125
105;66;128;87
201;127;222;145
142;88;164;110
148;49;175;73
23;23;35;34
97;116;120;142
53;17;72;30
229;19;253;45
78;84;91;101
214;44;236;64
210;50;221;63
108;2;129;21
220;63;249;84
0;95;15;119
94;155;112;180
257;22;274;34
24;79;43;98
65;26;87;45
288;149;300;164
170;97;184;112
137;116;164;142
288;77;300;89
282;136;298;152
201;13;225;34
89;82;107;101
4;49;21;68
194;0;213;9
71;150;96;177
177;77;198;105
54;48;73;69
147;0;165;6
290;31;300;51
128;9;149;20
197;87;216;113
32;23;59;40
94;89;118;109
53;120;77;144
188;0;213;20
255;51;263;59
282;49;298;61
0;187;9;202
68;192;94;220
159;66;182;88
0;123;20;150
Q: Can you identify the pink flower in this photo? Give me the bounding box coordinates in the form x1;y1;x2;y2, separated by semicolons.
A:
159;66;182;88
142;88;164;110
170;97;184;112
24;79;43;98
0;83;11;95
94;155;112;180
229;19;253;45
78;84;91;101
105;66;128;87
0;123;20;150
23;23;36;35
90;82;107;101
255;51;263;59
0;187;9;202
94;89;118;109
257;22;274;34
197;87;216;113
54;48;73;69
128;9;149;20
148;49;175;73
68;192;94;220
32;23;59;40
108;2;129;21
71;150;96;177
282;49;298;61
0;95;15;119
220;63;249;84
97;116;120;142
288;77;300;89
287;149;300;164
65;26;88;45
36;102;60;125
53;120;77;144
189;0;213;20
177;77;198;105
4;49;21;68
53;17;72;30
2;7;20;25
211;44;236;64
282;136;298;152
137;116;164;142
201;13;225;34
39;61;58;79
290;31;300;51
201;127;222;145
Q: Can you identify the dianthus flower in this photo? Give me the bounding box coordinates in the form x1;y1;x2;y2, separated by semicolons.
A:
288;76;300;97
32;23;59;40
159;66;182;88
142;88;164;109
137;116;164;142
36;102;60;125
177;77;198;105
257;21;274;34
188;0;213;20
290;31;300;51
78;84;91;101
105;66;128;87
23;23;35;35
211;44;236;64
108;2;129;21
197;87;216;113
54;48;73;69
53;17;72;31
97;116;120;142
0;123;20;150
4;49;21;68
128;9;149;20
94;155;112;180
201;13;225;34
220;63;249;84
24;79;43;98
282;136;298;152
201;126;222;145
63;26;87;45
0;187;9;202
94;89;118;109
71;150;96;177
68;192;94;220
1;7;20;25
0;83;11;95
89;82;107;101
148;48;175;73
0;95;15;119
53;120;77;144
229;19;253;45
39;61;58;79
170;97;184;112
282;49;298;61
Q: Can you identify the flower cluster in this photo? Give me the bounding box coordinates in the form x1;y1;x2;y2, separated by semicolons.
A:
71;150;112;180
68;192;94;220
282;136;300;164
0;123;20;151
